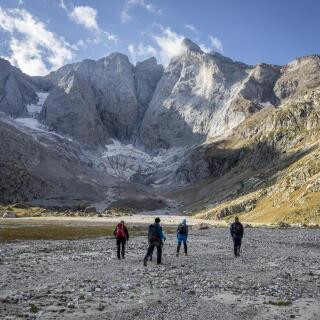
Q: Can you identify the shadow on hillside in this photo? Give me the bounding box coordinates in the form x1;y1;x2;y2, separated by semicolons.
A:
172;139;318;210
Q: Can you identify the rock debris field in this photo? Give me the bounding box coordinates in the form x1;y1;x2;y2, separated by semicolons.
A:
0;226;319;319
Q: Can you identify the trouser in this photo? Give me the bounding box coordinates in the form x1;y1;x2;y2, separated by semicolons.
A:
177;241;187;254
144;241;162;264
116;238;126;259
233;237;242;256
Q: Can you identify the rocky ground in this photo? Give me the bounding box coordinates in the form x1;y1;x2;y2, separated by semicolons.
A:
0;226;319;319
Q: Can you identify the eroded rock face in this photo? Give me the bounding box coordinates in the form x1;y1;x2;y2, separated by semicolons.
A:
134;57;164;111
0;59;37;116
274;55;320;101
41;54;163;145
41;71;107;145
138;40;281;152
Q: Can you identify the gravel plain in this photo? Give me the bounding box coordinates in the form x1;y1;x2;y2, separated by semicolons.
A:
0;224;319;320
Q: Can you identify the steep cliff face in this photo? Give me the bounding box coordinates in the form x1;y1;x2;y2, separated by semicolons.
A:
138;40;281;152
274;55;320;101
40;54;163;145
0;58;38;116
41;71;107;145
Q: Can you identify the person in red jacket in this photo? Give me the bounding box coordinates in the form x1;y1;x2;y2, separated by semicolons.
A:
114;221;129;260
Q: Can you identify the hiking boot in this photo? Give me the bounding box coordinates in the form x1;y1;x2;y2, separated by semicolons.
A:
149;256;152;261
143;258;147;267
184;253;188;256
176;253;179;257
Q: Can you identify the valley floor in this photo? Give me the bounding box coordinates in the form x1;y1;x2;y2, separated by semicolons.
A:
0;224;319;319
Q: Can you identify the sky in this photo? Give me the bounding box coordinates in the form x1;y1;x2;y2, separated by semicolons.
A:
0;0;319;76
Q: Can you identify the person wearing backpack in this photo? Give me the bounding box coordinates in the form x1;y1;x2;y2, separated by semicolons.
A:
114;221;129;260
230;216;244;257
176;219;188;257
143;217;166;266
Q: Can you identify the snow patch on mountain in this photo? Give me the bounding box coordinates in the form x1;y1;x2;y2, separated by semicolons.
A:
27;92;49;115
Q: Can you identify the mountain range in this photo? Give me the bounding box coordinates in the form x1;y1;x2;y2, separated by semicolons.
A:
0;38;319;223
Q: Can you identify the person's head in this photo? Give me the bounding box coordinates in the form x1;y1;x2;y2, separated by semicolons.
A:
120;220;124;225
182;218;187;224
155;217;161;224
235;216;239;223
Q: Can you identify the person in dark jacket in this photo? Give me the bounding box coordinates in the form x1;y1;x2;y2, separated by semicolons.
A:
143;217;166;266
230;216;244;257
114;220;129;260
176;219;188;257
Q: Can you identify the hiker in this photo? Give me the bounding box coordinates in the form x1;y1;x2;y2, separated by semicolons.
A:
143;217;166;266
114;221;129;260
176;218;188;256
230;216;244;257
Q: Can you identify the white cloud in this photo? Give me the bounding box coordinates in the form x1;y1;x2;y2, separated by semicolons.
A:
185;24;198;33
128;42;157;63
121;9;131;23
59;0;67;11
60;2;118;45
199;43;210;53
70;6;99;31
105;31;118;43
209;35;223;52
153;26;186;66
121;0;161;23
0;7;73;75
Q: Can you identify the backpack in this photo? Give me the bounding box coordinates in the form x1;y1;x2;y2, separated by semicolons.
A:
177;223;186;235
234;223;242;236
149;224;160;241
115;224;126;238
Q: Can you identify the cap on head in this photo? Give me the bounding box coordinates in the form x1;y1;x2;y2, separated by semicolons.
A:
182;218;187;224
235;216;239;222
120;220;124;224
155;217;161;223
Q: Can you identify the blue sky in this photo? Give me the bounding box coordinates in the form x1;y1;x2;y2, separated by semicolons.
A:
0;0;319;75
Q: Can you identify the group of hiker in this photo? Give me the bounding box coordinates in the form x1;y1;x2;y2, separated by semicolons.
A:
113;216;244;265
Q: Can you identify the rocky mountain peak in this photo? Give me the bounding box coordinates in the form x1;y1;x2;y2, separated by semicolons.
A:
182;38;203;54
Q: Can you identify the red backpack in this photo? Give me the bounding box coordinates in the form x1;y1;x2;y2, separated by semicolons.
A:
115;224;126;238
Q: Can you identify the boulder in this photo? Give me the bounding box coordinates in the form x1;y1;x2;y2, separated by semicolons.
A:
192;223;213;230
85;206;97;214
78;201;90;211
2;211;17;218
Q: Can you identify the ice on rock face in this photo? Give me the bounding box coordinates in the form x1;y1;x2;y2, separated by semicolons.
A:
101;139;186;181
27;92;49;114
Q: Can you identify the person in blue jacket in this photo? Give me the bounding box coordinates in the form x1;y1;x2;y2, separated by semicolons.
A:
143;217;166;266
176;219;188;256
